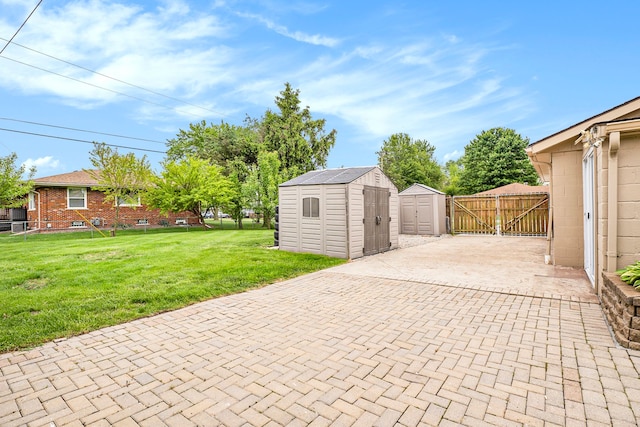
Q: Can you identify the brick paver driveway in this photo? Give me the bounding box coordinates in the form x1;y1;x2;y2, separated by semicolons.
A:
2;236;640;426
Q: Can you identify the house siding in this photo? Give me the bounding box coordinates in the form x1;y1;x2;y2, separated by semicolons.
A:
550;148;583;267
613;134;640;269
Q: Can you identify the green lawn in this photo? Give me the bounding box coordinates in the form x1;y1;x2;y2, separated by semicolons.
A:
0;227;345;353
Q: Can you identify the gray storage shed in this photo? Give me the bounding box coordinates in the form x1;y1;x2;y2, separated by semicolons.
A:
278;166;398;259
399;183;446;236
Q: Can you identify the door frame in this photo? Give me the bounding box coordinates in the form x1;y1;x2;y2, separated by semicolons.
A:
583;148;596;286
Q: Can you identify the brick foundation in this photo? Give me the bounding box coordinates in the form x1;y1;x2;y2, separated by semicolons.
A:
601;272;640;350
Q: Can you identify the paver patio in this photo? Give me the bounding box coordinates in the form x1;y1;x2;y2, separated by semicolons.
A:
1;236;640;426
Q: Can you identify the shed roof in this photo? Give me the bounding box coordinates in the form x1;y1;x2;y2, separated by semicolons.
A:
280;166;377;187
33;170;100;187
399;183;444;196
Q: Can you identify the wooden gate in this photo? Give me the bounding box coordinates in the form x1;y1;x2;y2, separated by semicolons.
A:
448;192;549;236
450;196;497;234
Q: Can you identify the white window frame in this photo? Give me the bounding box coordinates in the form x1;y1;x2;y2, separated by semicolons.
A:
28;192;36;211
67;187;87;209
116;194;142;207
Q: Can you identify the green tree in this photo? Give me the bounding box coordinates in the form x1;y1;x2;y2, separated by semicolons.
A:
224;159;250;229
166;120;260;171
0;153;35;208
146;156;231;229
376;133;444;192
460;128;539;194
261;83;337;175
87;143;152;235
243;151;281;229
442;159;464;196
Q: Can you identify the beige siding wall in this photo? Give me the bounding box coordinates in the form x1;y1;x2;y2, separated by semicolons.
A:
349;168;399;256
596;142;608;291
278;186;301;254
551;148;584;267
277;185;348;258
279;167;398;260
323;185;348;258
615;134;640;268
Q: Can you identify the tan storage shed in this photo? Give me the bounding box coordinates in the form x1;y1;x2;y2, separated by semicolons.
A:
398;183;446;236
278;166;398;259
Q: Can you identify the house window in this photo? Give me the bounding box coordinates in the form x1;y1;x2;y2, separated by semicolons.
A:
302;197;320;218
118;194;141;206
71;221;86;228
67;187;87;209
28;192;36;210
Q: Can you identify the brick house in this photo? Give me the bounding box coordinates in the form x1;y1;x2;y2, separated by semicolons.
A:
27;170;198;231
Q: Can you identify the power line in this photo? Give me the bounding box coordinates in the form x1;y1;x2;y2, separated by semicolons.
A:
0;127;166;154
0;0;42;55
0;117;166;145
1;55;200;116
0;36;227;118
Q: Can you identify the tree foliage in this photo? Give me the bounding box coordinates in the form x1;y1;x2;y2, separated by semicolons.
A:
442;159;464;196
0;153;35;208
166;120;260;171
261;83;337;175
376;133;444;192
87;143;152;234
224;159;250;229
459;128;539;194
146;156;231;229
243;151;281;229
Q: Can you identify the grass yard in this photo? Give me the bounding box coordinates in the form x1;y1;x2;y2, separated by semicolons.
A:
0;227;345;353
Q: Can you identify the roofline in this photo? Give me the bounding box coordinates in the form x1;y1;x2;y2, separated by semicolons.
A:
33;181;97;188
279;166;379;187
529;96;640;153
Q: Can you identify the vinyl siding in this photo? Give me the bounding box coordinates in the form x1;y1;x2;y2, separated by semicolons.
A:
278;167;398;259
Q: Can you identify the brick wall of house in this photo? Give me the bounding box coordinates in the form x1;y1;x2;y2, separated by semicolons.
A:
27;187;199;231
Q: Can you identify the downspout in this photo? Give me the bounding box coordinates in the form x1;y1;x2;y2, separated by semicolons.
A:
31;190;41;230
607;131;620;272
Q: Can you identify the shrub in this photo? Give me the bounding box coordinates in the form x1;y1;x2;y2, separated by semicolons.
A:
617;261;640;288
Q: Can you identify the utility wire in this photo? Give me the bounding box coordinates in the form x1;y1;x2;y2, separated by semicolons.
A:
0;127;166;154
0;117;166;145
1;55;199;116
0;0;42;55
0;36;227;118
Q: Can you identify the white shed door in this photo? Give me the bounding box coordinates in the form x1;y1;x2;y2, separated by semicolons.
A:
416;195;434;235
400;197;417;234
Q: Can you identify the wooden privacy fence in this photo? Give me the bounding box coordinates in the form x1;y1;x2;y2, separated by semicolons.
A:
446;193;549;236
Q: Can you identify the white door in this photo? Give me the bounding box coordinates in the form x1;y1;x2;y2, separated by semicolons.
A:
583;150;595;285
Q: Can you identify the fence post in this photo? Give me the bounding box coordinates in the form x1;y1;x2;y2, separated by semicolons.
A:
495;196;501;236
450;196;455;234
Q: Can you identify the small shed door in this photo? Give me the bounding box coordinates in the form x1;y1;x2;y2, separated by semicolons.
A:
416;195;433;235
364;186;390;255
400;196;417;234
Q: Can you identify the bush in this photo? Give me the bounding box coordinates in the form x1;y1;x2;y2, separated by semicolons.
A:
617;261;640;288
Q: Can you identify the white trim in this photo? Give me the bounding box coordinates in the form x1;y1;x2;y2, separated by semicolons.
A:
583;149;596;285
67;187;87;209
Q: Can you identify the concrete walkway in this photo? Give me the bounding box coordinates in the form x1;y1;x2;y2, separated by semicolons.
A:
2;236;640;426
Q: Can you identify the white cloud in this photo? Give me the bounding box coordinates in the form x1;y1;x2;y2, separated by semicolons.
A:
443;150;463;161
237;12;340;47
0;0;230;108
22;156;59;171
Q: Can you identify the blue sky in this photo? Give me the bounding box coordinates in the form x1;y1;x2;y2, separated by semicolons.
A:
1;0;639;178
